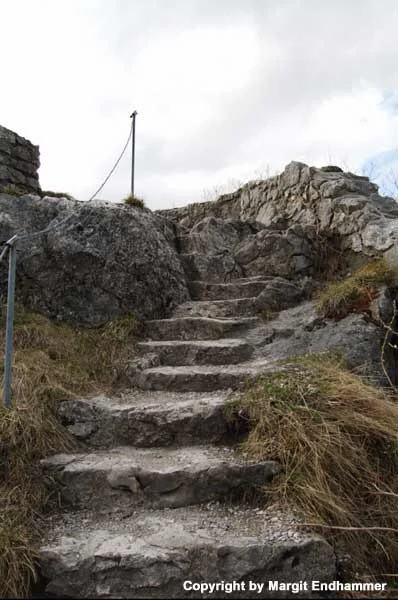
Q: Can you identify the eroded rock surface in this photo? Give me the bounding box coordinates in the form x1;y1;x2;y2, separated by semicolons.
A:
159;161;398;278
0;195;189;325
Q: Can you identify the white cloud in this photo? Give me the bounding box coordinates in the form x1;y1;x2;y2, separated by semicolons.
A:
2;0;398;209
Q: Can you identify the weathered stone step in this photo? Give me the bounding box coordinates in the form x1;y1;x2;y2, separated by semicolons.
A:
41;446;279;511
144;316;259;341
136;359;276;392
39;504;335;598
189;278;274;301
58;391;233;449
173;297;258;318
137;339;253;366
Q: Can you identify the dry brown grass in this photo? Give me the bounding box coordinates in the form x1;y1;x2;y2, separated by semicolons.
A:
123;194;145;208
0;302;138;597
225;353;398;583
315;259;397;319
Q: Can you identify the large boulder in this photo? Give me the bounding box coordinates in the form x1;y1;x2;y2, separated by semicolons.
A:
176;216;314;283
234;225;314;279
0;194;189;325
254;277;311;312
178;217;259;282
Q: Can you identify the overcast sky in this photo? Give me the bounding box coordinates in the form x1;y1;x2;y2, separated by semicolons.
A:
2;0;398;209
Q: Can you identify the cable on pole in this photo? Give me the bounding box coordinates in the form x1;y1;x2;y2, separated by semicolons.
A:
0;117;135;407
16;119;134;244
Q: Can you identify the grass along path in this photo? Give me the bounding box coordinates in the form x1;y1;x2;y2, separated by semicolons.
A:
0;303;138;598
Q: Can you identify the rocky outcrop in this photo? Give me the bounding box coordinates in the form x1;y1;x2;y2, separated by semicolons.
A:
0;125;40;194
0;194;189;325
176;216;315;285
159;162;398;277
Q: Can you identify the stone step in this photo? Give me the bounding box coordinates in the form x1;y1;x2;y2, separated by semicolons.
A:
41;446;280;511
144;316;259;341
173;297;258;319
137;339;254;366
38;504;336;598
58;391;234;449
189;278;274;301
136;359;276;392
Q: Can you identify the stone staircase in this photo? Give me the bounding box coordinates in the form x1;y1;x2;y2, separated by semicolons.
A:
37;276;336;598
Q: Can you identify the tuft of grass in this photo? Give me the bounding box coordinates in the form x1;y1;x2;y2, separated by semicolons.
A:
40;190;74;200
225;352;398;582
315;259;398;319
123;194;145;208
9;304;137;401
259;309;275;322
1;184;24;196
0;302;138;597
0;401;73;597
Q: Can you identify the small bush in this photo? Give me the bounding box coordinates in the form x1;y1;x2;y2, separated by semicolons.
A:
225;353;398;582
123;194;145;208
315;259;397;318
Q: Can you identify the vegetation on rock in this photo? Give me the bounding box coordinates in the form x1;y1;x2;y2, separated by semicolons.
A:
0;184;24;196
315;259;397;319
225;352;398;583
123;194;145;208
0;303;138;598
40;190;74;200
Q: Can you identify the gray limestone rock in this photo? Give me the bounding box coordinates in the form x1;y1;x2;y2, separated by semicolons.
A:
173;297;258;318
180;251;243;282
254;278;309;312
41;446;280;510
189;277;278;300
39;505;336;599
58;392;233;448
234;228;314;279
137;339;254;366
144;316;260;341
247;301;393;386
0;195;189;325
158;161;398;273
135;359;279;393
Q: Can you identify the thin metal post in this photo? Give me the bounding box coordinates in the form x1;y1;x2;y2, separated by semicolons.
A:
130;110;137;197
4;240;17;408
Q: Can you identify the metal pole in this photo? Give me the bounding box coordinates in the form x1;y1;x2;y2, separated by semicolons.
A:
4;239;17;408
130;111;137;197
